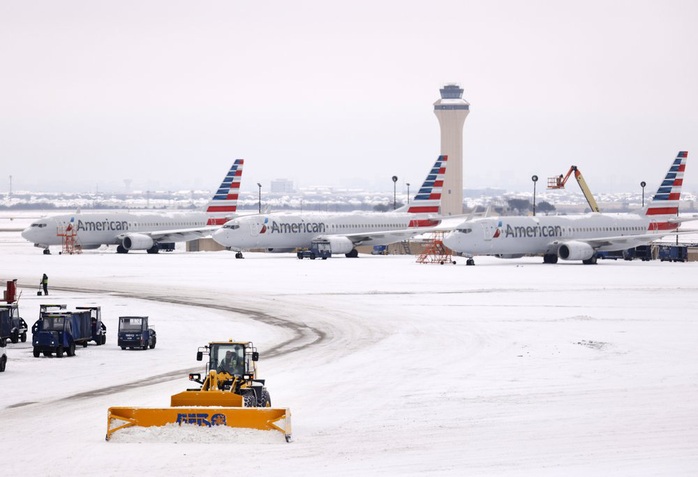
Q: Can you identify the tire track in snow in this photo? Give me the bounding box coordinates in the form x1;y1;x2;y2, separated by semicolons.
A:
15;283;327;404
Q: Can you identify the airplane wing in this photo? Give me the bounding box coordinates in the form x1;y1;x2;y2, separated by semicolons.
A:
551;230;694;251
340;230;418;246
117;226;221;244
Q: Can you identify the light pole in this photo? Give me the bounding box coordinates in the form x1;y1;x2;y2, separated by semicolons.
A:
640;181;646;208
257;183;262;213
406;182;410;204
531;175;538;216
392;176;398;210
8;175;12;198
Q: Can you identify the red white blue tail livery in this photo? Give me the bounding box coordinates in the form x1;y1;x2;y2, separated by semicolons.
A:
206;159;244;225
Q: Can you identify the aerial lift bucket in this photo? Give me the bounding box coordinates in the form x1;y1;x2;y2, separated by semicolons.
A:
106;404;292;442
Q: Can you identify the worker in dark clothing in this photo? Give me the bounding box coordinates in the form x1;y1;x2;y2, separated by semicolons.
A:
217;350;242;375
41;274;49;296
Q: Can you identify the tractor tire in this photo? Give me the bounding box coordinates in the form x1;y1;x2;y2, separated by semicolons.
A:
0;356;6;372
55;346;64;358
258;390;272;407
33;348;40;358
243;392;257;408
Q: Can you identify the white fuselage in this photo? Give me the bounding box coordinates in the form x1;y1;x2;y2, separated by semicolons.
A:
22;212;209;248
212;212;424;252
443;213;665;258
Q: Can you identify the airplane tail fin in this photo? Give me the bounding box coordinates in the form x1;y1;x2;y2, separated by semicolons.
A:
394;154;447;227
644;151;687;231
205;159;244;226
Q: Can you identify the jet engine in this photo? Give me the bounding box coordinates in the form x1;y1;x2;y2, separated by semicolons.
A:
122;233;155;251
326;236;354;254
557;241;595;261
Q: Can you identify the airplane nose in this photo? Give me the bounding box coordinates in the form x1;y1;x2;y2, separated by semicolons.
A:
442;232;457;249
21;226;33;240
211;228;226;245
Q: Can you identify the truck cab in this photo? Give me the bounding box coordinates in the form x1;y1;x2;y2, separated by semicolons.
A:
118;316;156;350
0;303;28;344
297;239;332;260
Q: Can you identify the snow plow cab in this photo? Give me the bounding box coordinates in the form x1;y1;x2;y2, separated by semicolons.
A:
106;340;291;442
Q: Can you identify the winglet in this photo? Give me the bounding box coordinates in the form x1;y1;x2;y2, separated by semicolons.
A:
206;159;244;226
645;151;688;231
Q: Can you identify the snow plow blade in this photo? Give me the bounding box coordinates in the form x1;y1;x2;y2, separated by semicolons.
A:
106;406;292;442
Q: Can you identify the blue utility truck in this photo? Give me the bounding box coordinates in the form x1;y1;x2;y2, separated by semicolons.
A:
118;316;156;350
0;303;28;344
32;310;93;357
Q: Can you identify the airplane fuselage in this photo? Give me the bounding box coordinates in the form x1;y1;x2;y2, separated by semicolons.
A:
213;212;425;252
22;212;210;248
443;213;668;258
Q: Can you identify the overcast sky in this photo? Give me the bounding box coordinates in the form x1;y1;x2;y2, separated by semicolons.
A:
2;1;697;195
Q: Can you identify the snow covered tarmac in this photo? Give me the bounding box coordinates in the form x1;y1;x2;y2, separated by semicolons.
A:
1;230;697;476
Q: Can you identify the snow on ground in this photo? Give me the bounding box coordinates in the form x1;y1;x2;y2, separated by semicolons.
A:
1;220;698;476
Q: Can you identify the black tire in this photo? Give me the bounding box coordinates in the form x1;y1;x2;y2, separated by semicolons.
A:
120;346;126;350
55;346;64;358
258;389;271;407
150;338;156;349
102;335;107;345
345;248;359;258
10;330;18;344
243;392;257;408
67;342;76;357
33;348;40;358
82;341;88;348
20;332;27;343
0;356;6;372
116;245;128;254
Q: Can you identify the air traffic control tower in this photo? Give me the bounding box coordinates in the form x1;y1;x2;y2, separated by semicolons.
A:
433;84;469;216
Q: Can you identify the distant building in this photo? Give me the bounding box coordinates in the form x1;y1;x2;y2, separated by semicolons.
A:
270;179;294;194
433;83;469;216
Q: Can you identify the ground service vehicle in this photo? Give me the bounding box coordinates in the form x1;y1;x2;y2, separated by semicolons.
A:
117;316;156;350
106;340;291;442
297;239;332;260
0;338;6;372
0;304;28;343
76;306;107;345
32;310;93;357
658;245;688;262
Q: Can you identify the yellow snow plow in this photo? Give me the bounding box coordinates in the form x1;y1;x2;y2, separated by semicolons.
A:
106;340;292;442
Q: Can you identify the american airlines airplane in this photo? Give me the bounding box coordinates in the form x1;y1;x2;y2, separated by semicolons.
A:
21;160;244;254
212;155;449;258
443;151;689;265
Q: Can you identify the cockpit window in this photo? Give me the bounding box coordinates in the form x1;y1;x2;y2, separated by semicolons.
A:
223;223;240;230
32;223;47;228
456;227;472;234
